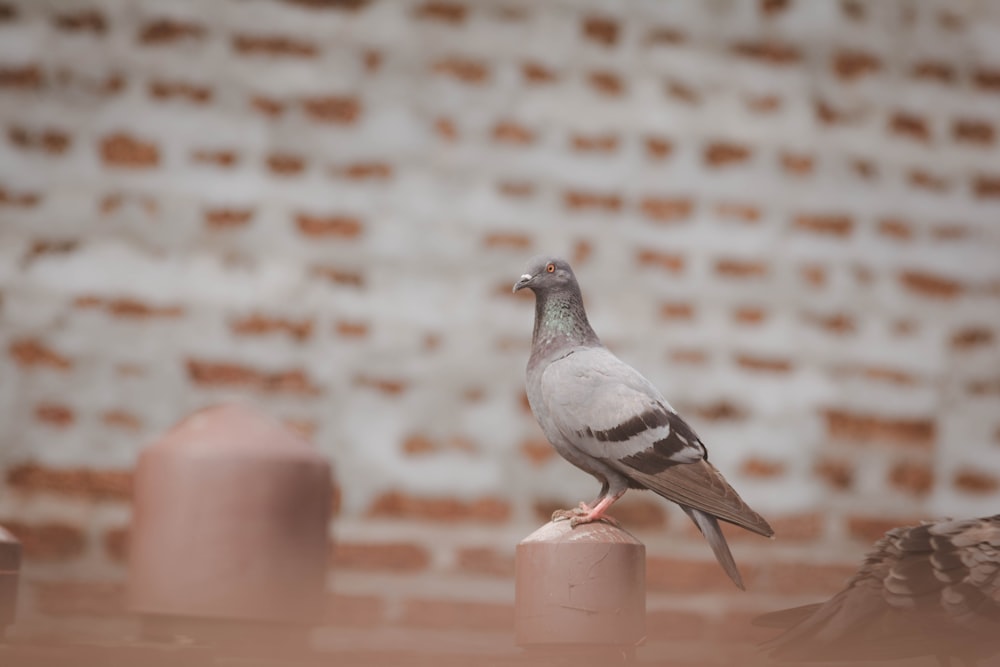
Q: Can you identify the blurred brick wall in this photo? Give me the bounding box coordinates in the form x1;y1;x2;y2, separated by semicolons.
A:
1;0;999;657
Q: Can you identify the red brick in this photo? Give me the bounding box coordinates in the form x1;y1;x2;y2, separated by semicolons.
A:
563;189;622;212
908;168;950;193
878;217;912;241
832;50;881;80
715;201;761;223
640;197;693;223
636;249;685;273
251;95;286;118
888;460;933;496
401;434;474;456
232;34;318;57
570;132;618;153
6;463;132;501
890;111;931;142
432;56;489;84
1;521;86;562
332;542;430;572
74;296;183;319
587;70;624;96
733;306;766;325
295;213;362;239
399;598;513;631
414;2;466;24
736;353;792;373
815;458;854;490
912;60;954;83
434;116;459;141
354;375;407;395
204;207;253;229
34;581;125;618
521;61;557;85
103;527;128;562
0;184;41;207
780;152;814;175
846;515;917;543
311;265;364;287
704;141;752;167
368;491;510;523
732;40;800;65
762;512;824;542
951;327;993;350
660;301;695;321
333;162;393;180
647;556;759;593
973;174;1000;199
857;366;917;386
230;313;313;341
794;213;853;237
953;118;995;146
740;457;785;478
334;320;369;338
186;359;321;395
267;152;306;175
953;469;999;495
148;79;212;104
899;270;962;298
101;409;142;432
666;79;699;104
497;181;534;198
35;403;74;427
824;409;934;449
690;400;747;421
192;149;239;167
762;561;857;596
9;338;72;371
492;121;534;145
8;126;71;154
850;157;878;180
323;593;385;627
0;64;44;89
645;26;686;45
520;439;554;465
931;223;968;241
744;93;782;114
644;135;673;160
607;497;668;529
715;258;767;278
572;239;593;265
582;15;618;47
454;547;514;577
301;95;361;124
138;18;205;44
100;132;159;168
670;348;707;365
282;0;371;9
973;68;1000;92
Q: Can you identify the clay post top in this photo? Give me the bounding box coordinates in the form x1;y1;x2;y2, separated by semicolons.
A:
516;519;646;649
520;518;643;546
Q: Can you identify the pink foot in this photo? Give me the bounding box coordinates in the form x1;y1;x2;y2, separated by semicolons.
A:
551;501;591;523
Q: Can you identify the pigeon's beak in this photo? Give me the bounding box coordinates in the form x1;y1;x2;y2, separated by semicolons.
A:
512;273;533;293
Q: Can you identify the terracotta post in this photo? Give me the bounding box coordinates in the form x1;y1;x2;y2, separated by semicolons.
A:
515;519;645;664
127;403;333;647
0;525;20;638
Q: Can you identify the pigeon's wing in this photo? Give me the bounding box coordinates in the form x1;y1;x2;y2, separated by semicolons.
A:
761;516;1000;662
539;346;772;537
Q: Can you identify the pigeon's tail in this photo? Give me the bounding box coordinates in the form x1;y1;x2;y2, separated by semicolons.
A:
684;506;745;590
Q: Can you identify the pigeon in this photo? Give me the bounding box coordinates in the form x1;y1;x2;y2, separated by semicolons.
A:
513;256;773;589
755;515;1000;666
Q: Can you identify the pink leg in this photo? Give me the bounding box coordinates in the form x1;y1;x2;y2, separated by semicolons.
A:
569;490;625;527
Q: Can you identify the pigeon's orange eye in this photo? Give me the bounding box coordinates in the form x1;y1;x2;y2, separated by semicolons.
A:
546;263;555;273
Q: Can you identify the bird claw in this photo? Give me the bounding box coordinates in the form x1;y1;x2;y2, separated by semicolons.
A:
551;507;586;522
569;514;621;528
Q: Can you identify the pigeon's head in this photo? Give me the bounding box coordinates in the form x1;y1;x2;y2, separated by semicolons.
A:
512;256;577;294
